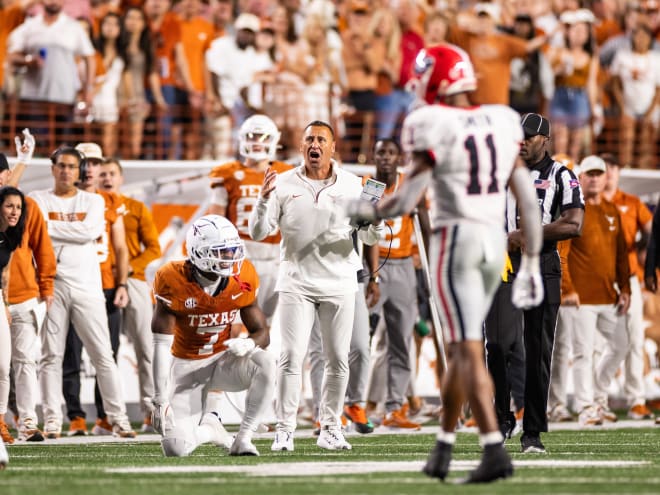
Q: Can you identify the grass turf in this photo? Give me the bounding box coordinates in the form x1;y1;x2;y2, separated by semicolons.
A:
2;428;658;495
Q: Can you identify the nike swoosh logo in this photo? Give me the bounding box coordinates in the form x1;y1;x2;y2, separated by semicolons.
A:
292;194;302;199
231;293;242;300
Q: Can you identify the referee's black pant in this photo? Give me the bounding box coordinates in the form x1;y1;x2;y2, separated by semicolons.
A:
520;251;561;435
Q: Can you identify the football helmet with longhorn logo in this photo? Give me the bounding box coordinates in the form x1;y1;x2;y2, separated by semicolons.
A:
412;43;477;104
186;215;245;277
238;114;281;161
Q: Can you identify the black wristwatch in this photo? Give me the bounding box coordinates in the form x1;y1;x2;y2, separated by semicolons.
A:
369;275;380;284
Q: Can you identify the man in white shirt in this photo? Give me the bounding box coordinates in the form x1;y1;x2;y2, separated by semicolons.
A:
29;147;133;439
249;120;381;452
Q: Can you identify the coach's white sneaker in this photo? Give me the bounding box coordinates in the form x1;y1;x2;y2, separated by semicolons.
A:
317;426;352;450
230;434;259;456
200;413;233;449
0;438;8;470
271;430;294;452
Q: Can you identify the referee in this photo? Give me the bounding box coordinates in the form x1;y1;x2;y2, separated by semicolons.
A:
506;113;584;453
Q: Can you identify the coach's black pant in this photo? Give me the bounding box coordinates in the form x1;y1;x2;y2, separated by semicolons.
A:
513;251;561;435
62;288;121;421
484;280;525;427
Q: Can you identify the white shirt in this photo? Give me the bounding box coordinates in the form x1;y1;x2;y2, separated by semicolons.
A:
249;162;381;296
29;189;105;291
610;49;660;117
402;103;523;229
8;13;95;104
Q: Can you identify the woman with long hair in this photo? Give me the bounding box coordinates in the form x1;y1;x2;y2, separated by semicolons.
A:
0;186;28;458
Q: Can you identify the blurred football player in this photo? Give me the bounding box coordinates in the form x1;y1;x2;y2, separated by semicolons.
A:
346;43;544;483
208;115;292;321
151;215;275;457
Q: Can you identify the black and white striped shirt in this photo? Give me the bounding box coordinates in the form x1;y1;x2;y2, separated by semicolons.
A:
506;153;584;253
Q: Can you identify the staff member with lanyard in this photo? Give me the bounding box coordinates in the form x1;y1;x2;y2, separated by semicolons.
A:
506;113;584;453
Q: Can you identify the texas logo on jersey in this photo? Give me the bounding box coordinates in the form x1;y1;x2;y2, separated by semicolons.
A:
153;258;260;360
209;160;293;243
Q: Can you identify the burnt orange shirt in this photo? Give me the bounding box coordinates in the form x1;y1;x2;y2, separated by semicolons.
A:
610;189;653;281
449;27;528;105
7;196;56;305
561;199;630;305
0;4;25;90
209;160;293;244
120;195;161;282
152;12;182;87
97;190;122;290
153;259;259;360
181;16;214;92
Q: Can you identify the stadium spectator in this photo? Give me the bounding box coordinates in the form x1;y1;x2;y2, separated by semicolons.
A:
7;0;96;148
509;113;584;452
601;153;655;420
151;215;276;457
0;0;27;133
0;186;27;449
28;146;133;439
345;43;544;483
249;120;381;452
99;157;161;431
609;23;660;169
561;155;630;426
117;6;162;159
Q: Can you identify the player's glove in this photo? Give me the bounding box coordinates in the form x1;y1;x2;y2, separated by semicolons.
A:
344;198;379;227
14;128;35;163
225;337;256;357
511;254;544;310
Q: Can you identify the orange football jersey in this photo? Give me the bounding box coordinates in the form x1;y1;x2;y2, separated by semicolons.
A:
363;174;415;259
153;259;260;360
96;190;124;290
209;160;293;243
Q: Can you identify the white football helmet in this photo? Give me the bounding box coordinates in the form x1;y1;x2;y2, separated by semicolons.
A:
186;215;245;277
238;114;281;161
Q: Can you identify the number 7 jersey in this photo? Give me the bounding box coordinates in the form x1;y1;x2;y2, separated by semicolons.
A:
401;103;523;228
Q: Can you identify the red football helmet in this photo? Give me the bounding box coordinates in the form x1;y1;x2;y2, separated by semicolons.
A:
412;43;477;104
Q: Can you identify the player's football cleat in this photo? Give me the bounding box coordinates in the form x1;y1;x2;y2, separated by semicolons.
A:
628;404;654;420
0;419;14;444
462;444;513;483
67;416;88;436
382;407;421;430
343;404;374;434
578;406;603;427
230;434;259;456
141;414;156;433
92;417;114;436
313;416;347;436
18;419;44;442
317;426;352;450
112;418;137;438
597;405;618;423
422;440;453;481
271;430;294;452
43;419;61;439
200;412;233;449
548;404;573;423
520;433;546;454
0;438;7;470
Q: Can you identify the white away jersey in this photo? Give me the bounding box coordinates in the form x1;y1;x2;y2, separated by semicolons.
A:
402;104;523;228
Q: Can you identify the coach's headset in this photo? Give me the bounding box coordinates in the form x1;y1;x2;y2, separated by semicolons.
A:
50;146;88;185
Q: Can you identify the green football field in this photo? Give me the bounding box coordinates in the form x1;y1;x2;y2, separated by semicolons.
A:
2;424;659;495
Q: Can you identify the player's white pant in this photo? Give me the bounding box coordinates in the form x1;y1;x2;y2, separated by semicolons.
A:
40;282;129;429
9;297;45;426
163;348;275;455
548;306;575;411
429;223;505;343
620;276;646;406
571;304;628;412
122;278;155;413
276;291;355;432
0;294;10;415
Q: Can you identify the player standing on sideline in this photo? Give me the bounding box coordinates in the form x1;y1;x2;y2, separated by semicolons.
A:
208;114;292;321
151;215;275;457
249;120;381;452
346;43;544;483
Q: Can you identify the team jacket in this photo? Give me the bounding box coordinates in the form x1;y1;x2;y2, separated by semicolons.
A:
153;259;259;360
120;195;161;282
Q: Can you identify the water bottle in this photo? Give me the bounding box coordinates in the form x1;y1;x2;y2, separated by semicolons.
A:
73;101;93;124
